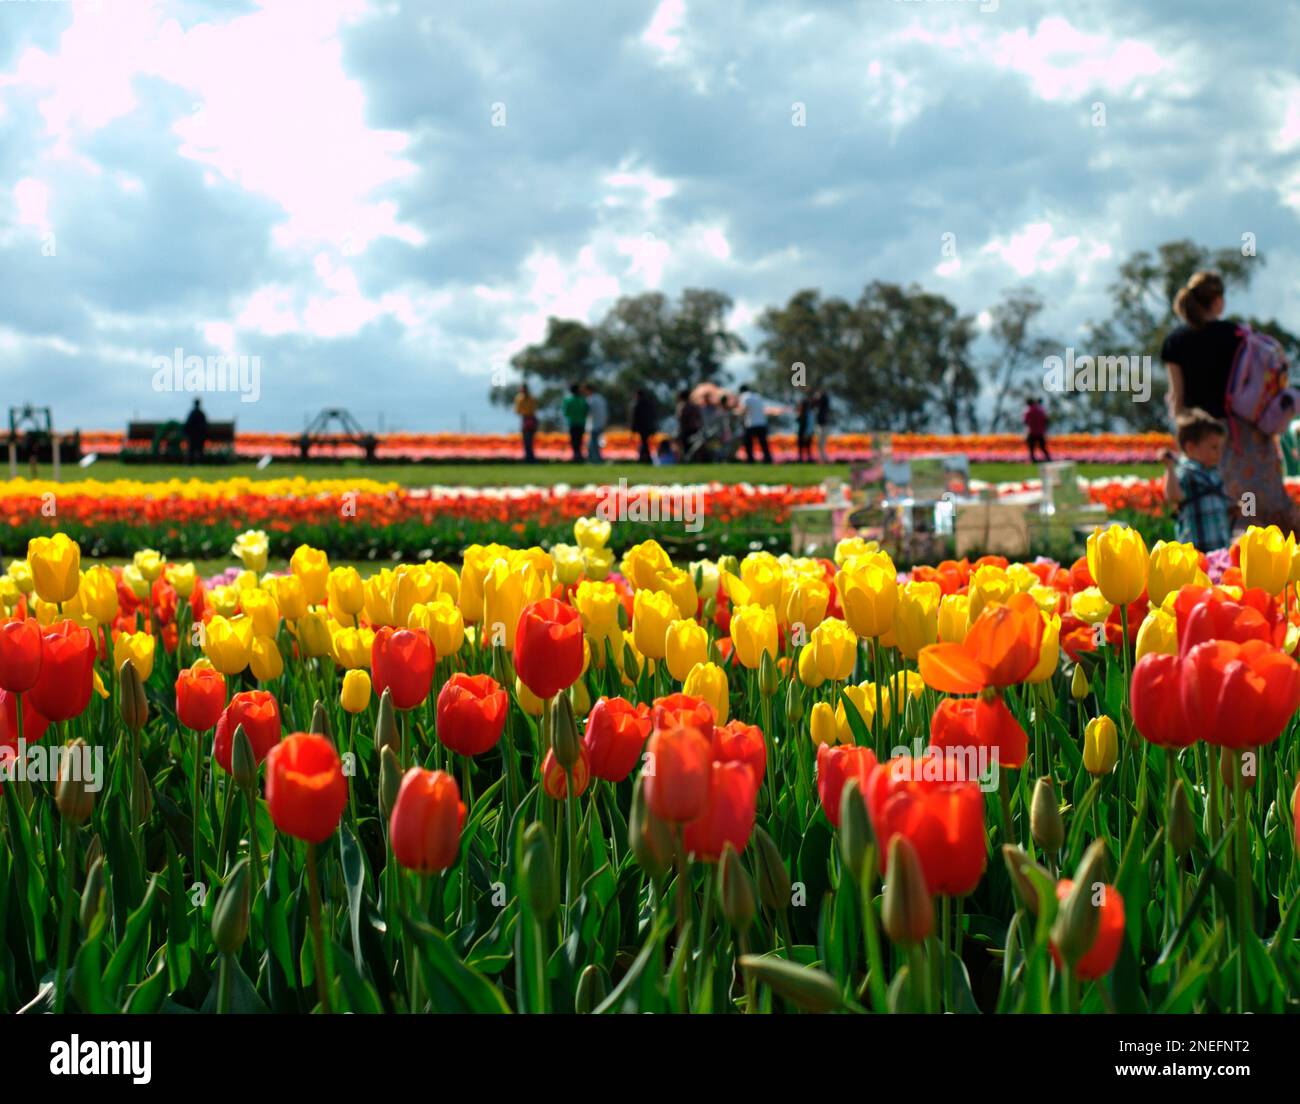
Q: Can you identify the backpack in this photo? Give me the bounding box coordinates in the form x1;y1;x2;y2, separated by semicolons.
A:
1224;325;1300;436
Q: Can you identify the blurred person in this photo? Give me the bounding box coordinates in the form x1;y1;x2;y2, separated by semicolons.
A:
1023;397;1051;462
676;388;702;461
629;387;659;464
513;383;539;463
796;396;814;463
585;383;609;462
737;383;774;464
814;388;832;463
562;382;588;462
1162;407;1230;551
184;398;209;465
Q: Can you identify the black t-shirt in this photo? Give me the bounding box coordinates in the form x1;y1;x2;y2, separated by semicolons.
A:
1160;319;1242;418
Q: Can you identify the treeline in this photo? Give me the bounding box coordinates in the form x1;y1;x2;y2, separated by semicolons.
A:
490;240;1299;434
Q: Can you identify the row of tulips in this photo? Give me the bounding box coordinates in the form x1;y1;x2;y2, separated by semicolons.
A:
82;429;1175;463
1;517;1299;1013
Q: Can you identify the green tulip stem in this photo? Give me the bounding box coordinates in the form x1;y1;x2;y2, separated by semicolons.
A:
53;818;75;1014
306;842;331;1013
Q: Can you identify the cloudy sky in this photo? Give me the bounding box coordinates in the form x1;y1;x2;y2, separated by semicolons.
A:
2;0;1298;433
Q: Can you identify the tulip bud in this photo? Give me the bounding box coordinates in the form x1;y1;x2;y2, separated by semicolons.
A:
784;677;804;726
1219;747;1256;792
882;835;933;945
231;724;258;792
702;596;717;621
758;650;779;698
310;699;332;741
55;740;94;825
622;640;640;684
838;777;873;881
1051;838;1109;966
520;821;558;920
1083;715;1118;777
629;776;674;879
616;600;630;631
1169;779;1196;859
132;759;153;826
379;745;402;821
575;965;609;1014
738;955;843;1013
80;856;105;933
491;642;514;688
1001;844;1052;915
212;859;251;956
718;555;739;579
809;701;837;747
550;692;582;770
84;833;104;872
718;843;756;932
752;826;791;912
1070;664;1090;701
1030;776;1064;856
375;687;399;757
118;658;149;732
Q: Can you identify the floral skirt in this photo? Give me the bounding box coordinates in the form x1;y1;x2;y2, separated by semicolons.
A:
1221;416;1300;535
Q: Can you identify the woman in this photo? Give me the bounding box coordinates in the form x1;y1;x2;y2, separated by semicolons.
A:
513;384;539;463
1161;271;1300;534
795;397;814;463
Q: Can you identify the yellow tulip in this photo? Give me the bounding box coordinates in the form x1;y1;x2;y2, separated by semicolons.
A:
250;634;284;681
1086;525;1148;606
837;682;887;743
833;536;878;566
1070;587;1113;625
665;619;709;682
835;554;898;639
458;544;510;623
113;631;156;682
294;609;333;659
654;566;698;620
241;587;281;638
632;588;677;660
797;644;825;689
1134;607;1178;660
79;564;120;625
730;603;778;670
582;546;614;581
132;548;165;583
551;543;586;586
230;529;269;573
331;624;374;669
289;544;330;604
327;565;366;620
0;576;21;613
1026;612;1061;684
1239;525;1294;596
340;668;372;714
683;661;729;724
937;593;970;644
208;584;239;617
739;552;785;611
483;558;546;648
888;669;926;707
270;573;308;621
410;594;465;656
204;615;254;675
782;574;829;635
1146;540;1207;607
621;540;674;591
810;617;858;681
234;570;260;592
809;701;838;747
1007;563;1038;593
689;560;721;600
1027;584;1061;616
574;516;611;550
167;562;197;599
967;565;1014;622
7;559;35;595
1083;715;1118;776
27;533;81;603
515;676;545;717
893;580;940;660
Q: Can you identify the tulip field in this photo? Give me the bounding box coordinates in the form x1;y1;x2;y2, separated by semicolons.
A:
3;519;1300;1018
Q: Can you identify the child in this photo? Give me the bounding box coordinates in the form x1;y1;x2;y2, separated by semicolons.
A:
1163;407;1231;550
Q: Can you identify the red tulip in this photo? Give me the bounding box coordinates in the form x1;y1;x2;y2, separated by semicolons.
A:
0;688;51;745
583;696;651;782
1130;652;1195;748
436;673;508;757
390;767;465;873
28;621;95;723
1050;879;1125;980
816;743;878;828
264;732;348;843
0;618;42;693
541;746;590;799
1180;639;1300;748
651;692;715;744
929;694;1027;770
712;720;767;787
513;598;583;700
213;689;283;772
682;760;760;861
175;665;227;732
643;725;712;823
371;627;435;710
864;756;987;896
1175;587;1275;656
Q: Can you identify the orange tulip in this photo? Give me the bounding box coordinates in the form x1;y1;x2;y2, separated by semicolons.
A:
643;725;711;823
390;767;465;873
917;593;1041;694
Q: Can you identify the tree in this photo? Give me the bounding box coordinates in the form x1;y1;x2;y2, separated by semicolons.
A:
490;318;599;426
982;288;1059;431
